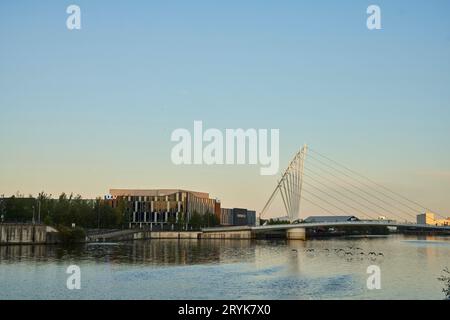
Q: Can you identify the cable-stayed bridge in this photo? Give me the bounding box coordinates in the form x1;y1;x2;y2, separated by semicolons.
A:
258;144;448;225
204;145;450;240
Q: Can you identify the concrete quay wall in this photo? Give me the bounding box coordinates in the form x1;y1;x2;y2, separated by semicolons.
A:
92;230;255;242
200;230;254;240
0;224;47;245
137;231;201;240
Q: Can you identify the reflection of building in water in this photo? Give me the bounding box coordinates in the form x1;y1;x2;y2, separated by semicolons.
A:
0;244;49;262
417;212;450;226
128;239;256;265
0;240;255;266
414;235;449;265
108;189;221;228
129;240;221;265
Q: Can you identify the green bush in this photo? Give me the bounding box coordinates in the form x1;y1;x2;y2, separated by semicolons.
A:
1;192;128;229
57;226;86;244
438;268;450;300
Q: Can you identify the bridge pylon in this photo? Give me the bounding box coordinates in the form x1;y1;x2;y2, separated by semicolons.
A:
259;144;307;224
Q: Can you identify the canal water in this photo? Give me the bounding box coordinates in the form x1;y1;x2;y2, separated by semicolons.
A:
0;235;449;299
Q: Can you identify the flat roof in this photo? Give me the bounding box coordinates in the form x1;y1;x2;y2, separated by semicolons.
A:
304;216;359;223
109;189;210;199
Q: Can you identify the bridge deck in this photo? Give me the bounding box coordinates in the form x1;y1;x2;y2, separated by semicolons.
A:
87;222;450;240
202;221;450;233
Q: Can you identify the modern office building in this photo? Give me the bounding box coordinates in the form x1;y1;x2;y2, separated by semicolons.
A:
107;189;220;228
417;212;450;226
220;208;256;226
246;210;257;226
221;208;233;226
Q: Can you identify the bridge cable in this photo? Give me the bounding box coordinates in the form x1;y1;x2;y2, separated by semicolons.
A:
309;148;446;219
301;196;340;217
303;171;381;220
302;189;353;216
305;157;418;222
303;165;413;221
303;182;378;220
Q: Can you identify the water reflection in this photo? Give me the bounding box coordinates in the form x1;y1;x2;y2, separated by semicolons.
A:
0;235;449;299
0;239;259;266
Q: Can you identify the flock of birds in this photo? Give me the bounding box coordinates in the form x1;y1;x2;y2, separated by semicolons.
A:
291;246;385;262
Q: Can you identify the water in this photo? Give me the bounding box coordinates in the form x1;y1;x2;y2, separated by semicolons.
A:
0;235;449;300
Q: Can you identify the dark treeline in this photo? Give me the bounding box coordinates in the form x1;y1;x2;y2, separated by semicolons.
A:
0;192;128;229
261;219;291;225
189;211;220;229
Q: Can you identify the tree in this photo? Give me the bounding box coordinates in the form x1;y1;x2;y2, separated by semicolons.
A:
0;197;5;222
37;191;52;224
4;195;35;222
114;197;128;228
176;213;186;231
190;211;202;230
438;267;450;300
263;218;290;225
1;191;130;230
202;211;219;228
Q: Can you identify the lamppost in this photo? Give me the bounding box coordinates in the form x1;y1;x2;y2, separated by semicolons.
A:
0;195;5;223
32;205;35;224
38;199;41;224
97;202;100;230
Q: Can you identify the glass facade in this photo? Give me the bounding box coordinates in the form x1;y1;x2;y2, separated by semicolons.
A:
108;189;218;228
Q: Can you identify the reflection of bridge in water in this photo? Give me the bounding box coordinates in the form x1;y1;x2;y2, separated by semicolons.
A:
205;145;450;240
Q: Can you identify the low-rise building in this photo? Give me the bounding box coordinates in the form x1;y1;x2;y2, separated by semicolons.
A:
221;208;233;226
108;189;220;228
220;208;256;226
417;212;450;226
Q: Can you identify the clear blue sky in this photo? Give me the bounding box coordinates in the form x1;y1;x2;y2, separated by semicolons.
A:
1;1;450;216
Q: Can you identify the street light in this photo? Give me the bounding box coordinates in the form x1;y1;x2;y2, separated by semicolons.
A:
38;199;41;224
0;196;5;223
97;201;100;230
32;205;35;224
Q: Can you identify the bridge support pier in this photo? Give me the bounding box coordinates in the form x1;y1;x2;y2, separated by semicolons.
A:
286;227;306;240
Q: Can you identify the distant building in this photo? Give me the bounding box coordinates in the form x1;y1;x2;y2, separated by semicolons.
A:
417;212;435;225
221;208;233;226
214;201;221;224
233;208;248;226
417;212;450;226
220;208;256;226
303;216;359;223
247;210;256;226
108;189;220;228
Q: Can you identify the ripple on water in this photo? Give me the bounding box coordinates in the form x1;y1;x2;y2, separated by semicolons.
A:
402;240;450;248
1;236;449;299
